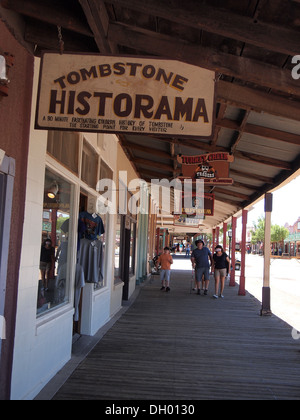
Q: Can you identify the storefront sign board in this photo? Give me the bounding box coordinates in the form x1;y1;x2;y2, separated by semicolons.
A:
181;192;215;217
35;52;215;138
178;152;234;185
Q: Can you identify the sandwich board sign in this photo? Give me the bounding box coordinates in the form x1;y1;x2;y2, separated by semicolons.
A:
35;52;215;138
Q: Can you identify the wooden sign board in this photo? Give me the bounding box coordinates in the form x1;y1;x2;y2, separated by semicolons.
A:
174;215;205;227
182;192;215;217
178;153;234;185
35;52;215;138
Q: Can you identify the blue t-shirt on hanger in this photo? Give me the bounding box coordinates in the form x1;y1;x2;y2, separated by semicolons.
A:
79;211;105;240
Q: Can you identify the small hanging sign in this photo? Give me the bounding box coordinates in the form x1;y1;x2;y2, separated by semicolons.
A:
177;152;234;185
0;53;14;97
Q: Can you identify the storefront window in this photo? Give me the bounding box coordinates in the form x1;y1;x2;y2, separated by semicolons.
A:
93;212;108;291
130;220;136;275
47;131;79;175
37;168;74;316
114;214;123;283
81;140;98;189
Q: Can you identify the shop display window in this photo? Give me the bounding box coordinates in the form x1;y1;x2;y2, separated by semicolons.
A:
47;131;79;175
114;214;122;283
37;168;74;316
93;212;108;291
81;140;98;189
114;214;137;284
130;221;136;275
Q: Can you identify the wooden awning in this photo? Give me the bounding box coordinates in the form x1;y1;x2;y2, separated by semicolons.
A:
1;0;300;231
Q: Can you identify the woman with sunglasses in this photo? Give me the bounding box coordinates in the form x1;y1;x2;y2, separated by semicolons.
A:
212;245;230;299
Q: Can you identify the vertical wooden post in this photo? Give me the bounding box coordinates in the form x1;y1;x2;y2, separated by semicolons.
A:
156;227;160;255
230;216;237;287
223;222;227;252
261;193;273;316
212;228;216;252
216;226;220;245
238;209;248;296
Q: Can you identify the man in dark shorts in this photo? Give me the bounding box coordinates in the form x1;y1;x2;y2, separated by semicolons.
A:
191;240;213;295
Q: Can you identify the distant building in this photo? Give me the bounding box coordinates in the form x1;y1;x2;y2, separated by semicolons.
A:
284;217;300;257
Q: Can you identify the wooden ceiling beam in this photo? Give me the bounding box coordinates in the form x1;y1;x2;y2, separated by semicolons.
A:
104;0;300;56
24;21;96;53
245;124;300;146
107;22;300;97
0;0;93;37
234;151;291;170
121;141;175;161
132;157;174;172
144;135;227;154
229;110;251;154
230;168;273;184
210;103;227;148
213;196;242;207
232;180;257;191
137;168;174;179
117;134;141;178
217;81;300;122
216;118;300;145
79;0;118;54
213;188;250;201
217;117;300;146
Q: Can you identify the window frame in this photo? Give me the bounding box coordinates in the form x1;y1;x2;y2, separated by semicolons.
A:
0;154;15;355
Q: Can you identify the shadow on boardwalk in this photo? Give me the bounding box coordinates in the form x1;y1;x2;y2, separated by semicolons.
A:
51;265;300;400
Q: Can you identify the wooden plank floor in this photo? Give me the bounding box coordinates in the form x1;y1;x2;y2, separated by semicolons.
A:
53;266;300;400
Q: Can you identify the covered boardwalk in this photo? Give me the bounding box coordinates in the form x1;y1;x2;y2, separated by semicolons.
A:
2;0;300;401
48;260;300;400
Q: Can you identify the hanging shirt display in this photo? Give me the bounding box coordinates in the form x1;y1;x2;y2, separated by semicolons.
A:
78;238;104;284
79;211;105;240
77;212;105;285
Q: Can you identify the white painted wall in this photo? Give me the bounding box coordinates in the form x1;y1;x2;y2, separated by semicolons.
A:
11;58;122;400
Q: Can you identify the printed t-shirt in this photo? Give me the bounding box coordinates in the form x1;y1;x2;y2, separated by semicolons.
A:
79;211;105;240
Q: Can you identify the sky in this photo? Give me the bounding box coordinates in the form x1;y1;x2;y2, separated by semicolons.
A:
236;175;300;234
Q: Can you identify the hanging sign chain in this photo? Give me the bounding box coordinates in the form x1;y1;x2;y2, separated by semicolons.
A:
57;26;65;55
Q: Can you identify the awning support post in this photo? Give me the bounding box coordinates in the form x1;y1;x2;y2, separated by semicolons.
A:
223;222;227;252
261;193;273;316
229;216;237;287
238;209;248;296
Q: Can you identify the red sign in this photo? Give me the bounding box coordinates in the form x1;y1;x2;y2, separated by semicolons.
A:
178;153;234;185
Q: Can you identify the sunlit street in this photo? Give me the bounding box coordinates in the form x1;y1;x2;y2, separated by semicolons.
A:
239;254;300;332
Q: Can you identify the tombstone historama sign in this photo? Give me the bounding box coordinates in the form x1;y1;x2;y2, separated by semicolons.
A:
35;53;215;138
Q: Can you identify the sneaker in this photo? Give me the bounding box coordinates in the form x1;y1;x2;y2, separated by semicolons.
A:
166;287;170;292
160;287;165;291
213;294;219;299
204;289;208;296
197;289;201;295
219;294;224;299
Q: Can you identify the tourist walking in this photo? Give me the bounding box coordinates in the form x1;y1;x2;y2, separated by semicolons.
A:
185;243;191;258
212;245;230;299
157;247;173;292
191;240;213;295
